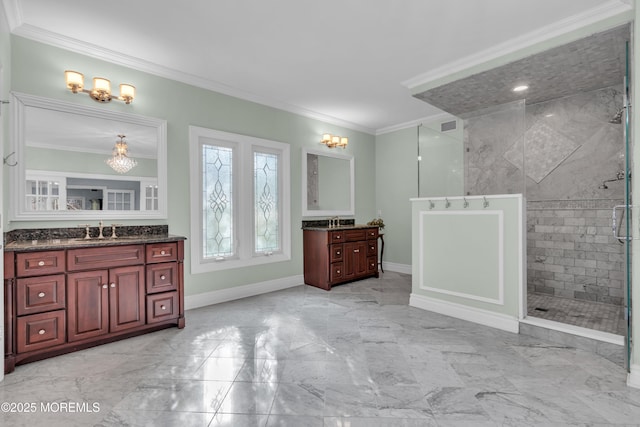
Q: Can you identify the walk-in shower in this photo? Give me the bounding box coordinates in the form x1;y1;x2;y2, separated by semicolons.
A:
415;24;632;339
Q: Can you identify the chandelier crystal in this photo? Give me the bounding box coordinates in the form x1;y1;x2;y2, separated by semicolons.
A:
106;134;137;174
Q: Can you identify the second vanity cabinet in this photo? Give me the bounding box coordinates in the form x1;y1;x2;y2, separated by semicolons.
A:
4;238;185;374
303;226;379;290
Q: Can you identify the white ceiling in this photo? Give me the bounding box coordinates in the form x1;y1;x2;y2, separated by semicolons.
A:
2;0;632;134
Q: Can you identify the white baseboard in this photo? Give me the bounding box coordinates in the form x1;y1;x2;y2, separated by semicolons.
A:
628;364;640;389
409;293;519;333
382;262;411;275
185;274;304;310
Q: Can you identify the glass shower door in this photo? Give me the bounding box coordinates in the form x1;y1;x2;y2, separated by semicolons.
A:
623;40;632;371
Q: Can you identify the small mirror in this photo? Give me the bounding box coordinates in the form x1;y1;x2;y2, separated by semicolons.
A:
10;92;167;220
302;148;354;217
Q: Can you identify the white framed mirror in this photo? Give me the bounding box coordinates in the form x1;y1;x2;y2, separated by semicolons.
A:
302;147;354;217
10;92;168;220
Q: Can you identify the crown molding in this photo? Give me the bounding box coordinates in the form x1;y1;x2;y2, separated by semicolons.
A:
12;23;375;135
376;112;455;136
402;0;632;91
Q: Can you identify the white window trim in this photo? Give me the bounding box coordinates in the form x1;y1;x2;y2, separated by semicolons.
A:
189;126;291;273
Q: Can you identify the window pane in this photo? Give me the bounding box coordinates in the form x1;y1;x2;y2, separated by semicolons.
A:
203;144;234;258
254;151;279;253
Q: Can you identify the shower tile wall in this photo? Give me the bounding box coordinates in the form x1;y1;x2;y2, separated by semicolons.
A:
527;199;625;305
465;85;626;307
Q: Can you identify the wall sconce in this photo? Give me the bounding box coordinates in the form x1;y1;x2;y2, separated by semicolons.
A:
65;70;136;104
321;133;348;149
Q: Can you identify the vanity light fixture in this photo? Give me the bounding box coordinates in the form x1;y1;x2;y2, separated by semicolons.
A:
65;70;136;104
321;133;348;149
106;134;137;174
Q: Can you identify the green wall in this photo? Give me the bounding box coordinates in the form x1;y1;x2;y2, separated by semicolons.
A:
374;127;417;268
5;36;376;297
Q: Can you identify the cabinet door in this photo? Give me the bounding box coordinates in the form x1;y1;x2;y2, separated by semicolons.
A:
67;270;109;342
344;241;368;279
109;265;145;333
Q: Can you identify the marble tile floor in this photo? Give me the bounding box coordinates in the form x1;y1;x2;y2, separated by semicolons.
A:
1;271;640;426
527;292;626;336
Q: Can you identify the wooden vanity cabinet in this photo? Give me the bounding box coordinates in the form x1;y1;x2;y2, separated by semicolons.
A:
303;226;379;290
4;239;185;374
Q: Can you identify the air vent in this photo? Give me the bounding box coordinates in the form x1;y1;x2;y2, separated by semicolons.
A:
440;120;457;132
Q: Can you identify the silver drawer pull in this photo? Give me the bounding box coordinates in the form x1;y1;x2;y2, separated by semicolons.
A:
160;275;166;280
335;236;341;239
38;292;46;298
160;250;166;255
110;283;116;288
102;284;108;289
38;261;45;266
336;251;341;255
354;249;360;253
336;270;340;274
38;329;46;335
160;305;167;310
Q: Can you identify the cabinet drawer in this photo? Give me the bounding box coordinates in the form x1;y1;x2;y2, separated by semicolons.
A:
16;250;65;277
367;256;378;273
344;229;367;242
67;245;144;271
17;310;66;353
147;291;179;324
17;274;66;316
330;232;344;243
366;228;379;239
367;241;378;256
146;242;178;263
146;262;178;294
330;244;344;262
330;262;344;282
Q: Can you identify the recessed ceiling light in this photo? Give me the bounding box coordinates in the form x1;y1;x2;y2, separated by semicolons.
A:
513;85;529;92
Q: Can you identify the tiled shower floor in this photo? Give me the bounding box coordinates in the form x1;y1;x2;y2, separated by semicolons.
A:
527;292;626;336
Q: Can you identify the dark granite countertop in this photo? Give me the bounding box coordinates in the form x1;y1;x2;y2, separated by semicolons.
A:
5;234;186;252
302;224;378;231
4;225;185;252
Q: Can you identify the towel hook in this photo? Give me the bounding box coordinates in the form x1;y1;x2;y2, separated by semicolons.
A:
445;198;450;208
483;197;489;208
3;152;17;167
428;200;434;209
463;198;469;208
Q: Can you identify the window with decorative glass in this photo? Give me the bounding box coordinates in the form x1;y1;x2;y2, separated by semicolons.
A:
189;127;291;273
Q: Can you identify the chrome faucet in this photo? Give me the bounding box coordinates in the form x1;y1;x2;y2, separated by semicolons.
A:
329;216;340;228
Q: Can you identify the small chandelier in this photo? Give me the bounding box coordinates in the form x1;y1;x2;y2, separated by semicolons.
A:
65;70;135;104
106;135;137;174
321;133;348;149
